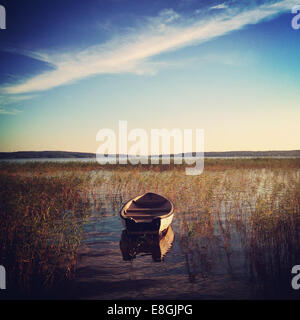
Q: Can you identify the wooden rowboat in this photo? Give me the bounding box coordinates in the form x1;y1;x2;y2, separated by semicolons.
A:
120;192;174;234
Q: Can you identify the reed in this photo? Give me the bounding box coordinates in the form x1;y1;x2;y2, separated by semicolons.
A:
0;173;92;296
0;158;299;297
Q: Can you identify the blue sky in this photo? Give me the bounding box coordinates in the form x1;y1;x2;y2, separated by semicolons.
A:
0;0;299;152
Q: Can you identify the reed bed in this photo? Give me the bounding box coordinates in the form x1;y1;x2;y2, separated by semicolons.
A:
0;173;92;296
0;158;299;298
87;161;300;297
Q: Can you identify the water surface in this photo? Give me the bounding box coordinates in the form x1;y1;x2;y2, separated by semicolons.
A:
53;172;300;300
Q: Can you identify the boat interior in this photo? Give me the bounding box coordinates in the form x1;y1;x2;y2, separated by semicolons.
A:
123;192;172;220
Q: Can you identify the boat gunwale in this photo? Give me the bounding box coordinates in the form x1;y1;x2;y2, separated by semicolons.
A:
120;193;174;222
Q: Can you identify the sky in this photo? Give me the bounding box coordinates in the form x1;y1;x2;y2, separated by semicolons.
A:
0;0;299;153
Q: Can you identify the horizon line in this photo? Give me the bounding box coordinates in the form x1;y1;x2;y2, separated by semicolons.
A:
1;149;299;155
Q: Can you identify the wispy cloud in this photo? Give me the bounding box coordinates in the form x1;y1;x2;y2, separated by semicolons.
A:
0;94;35;116
0;94;36;103
1;0;297;95
210;3;228;10
0;108;22;115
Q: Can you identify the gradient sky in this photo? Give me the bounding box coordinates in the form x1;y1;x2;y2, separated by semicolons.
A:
0;0;299;153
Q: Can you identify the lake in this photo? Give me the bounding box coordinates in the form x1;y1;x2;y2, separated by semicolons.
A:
47;167;300;300
1;160;299;300
1;156;299;164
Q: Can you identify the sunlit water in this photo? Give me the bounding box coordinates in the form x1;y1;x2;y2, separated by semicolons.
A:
1;156;299;164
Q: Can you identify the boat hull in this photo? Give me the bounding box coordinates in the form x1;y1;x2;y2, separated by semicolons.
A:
121;214;173;235
120;192;174;235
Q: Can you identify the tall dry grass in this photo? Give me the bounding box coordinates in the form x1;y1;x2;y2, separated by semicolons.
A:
0;158;299;297
0;173;92;296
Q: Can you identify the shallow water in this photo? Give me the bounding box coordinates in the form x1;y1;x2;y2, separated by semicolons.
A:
4;167;298;300
54;190;300;300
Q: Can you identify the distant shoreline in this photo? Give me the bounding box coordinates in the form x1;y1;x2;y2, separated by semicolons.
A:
0;150;299;159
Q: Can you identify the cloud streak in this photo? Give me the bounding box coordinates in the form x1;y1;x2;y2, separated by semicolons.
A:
210;3;228;10
0;108;21;115
2;0;297;95
0;94;35;116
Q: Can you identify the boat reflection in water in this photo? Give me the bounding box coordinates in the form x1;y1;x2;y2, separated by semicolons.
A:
120;226;174;262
